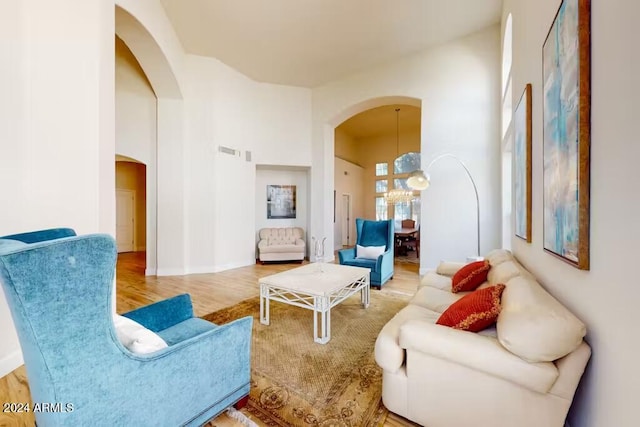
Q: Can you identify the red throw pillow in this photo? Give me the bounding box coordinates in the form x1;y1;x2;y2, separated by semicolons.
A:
451;260;491;293
436;284;506;332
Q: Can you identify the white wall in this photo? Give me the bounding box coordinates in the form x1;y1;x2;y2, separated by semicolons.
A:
334;158;364;250
0;0;114;376
503;1;640;426
312;26;502;269
255;167;310;258
182;54;312;273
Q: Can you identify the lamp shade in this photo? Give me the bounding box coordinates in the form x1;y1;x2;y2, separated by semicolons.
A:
407;169;430;190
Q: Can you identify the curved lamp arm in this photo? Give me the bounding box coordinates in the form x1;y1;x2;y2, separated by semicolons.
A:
416;154;480;257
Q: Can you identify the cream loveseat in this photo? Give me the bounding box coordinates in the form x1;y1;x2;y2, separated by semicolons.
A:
375;249;591;427
257;227;305;262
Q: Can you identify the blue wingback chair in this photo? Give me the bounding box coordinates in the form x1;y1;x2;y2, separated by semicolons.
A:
0;229;252;426
338;218;394;287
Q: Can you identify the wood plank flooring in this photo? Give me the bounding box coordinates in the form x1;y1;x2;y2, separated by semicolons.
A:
0;252;420;427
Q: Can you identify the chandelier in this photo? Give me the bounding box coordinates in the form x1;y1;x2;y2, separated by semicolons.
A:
385;108;416;204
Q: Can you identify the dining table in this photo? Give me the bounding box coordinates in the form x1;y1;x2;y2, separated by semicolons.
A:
394;227;419;256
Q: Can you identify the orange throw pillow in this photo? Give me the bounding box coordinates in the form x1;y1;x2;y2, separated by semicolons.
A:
452;260;491;293
436;284;506;332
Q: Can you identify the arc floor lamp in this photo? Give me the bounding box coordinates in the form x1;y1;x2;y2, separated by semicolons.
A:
407;154;481;257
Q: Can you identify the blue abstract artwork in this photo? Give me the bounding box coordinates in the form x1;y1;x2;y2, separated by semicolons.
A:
542;0;590;269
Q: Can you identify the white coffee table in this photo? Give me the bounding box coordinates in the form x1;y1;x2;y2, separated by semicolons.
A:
259;263;370;344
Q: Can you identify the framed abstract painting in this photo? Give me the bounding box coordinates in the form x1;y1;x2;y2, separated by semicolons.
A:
514;83;532;242
542;0;591;269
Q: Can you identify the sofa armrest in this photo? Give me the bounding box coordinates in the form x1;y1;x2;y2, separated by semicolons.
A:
399;319;559;394
295;238;305;247
258;239;268;249
122;294;194;332
435;261;466;277
338;247;356;263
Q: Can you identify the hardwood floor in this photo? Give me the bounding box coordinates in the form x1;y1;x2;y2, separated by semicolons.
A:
0;253;421;427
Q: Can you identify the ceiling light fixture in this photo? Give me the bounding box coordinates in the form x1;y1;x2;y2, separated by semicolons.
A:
385;108;415;204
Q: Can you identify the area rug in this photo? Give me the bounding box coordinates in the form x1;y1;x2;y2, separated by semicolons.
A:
203;291;410;427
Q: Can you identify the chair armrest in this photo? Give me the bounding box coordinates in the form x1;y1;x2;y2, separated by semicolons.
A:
436;261;466;277
338;247;356;263
376;248;394;272
122;294;194;332
120;316;253;421
399;319;558;393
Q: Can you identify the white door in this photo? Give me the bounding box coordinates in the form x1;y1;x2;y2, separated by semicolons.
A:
341;194;351;246
116;189;135;253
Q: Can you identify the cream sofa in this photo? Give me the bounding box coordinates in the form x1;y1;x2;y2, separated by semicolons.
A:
375;249;591;427
257;227;305;262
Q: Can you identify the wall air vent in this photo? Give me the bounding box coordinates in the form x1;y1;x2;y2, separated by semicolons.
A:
218;146;239;156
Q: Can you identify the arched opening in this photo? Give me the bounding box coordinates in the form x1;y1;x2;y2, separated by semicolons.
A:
114;3;185;276
332;97;422;281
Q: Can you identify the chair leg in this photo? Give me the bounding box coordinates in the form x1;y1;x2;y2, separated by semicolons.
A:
234;395;249;410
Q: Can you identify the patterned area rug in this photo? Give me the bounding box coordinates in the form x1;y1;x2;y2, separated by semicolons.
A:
203;291;410;427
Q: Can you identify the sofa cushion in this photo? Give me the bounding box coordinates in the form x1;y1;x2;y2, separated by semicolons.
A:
436;284;506;332
452;261;491;293
485;249;513;266
356;244;385;260
435;261;467;277
259;243;304;254
419;271;452;291
497;276;586;362
411;286;465;313
487;260;521;285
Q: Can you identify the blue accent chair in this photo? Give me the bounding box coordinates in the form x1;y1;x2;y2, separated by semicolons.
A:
0;229;252;427
338;218;394;287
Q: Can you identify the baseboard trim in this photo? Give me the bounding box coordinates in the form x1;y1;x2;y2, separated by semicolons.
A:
156;267;186;276
0;350;23;379
145;267;157;276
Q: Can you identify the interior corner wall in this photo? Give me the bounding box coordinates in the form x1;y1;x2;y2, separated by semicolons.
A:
312;25;502;270
504;1;640;426
255;168;310;257
0;0;115;376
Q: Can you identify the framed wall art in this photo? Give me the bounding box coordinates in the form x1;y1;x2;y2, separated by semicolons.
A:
267;185;297;219
514;83;532;242
542;0;591;269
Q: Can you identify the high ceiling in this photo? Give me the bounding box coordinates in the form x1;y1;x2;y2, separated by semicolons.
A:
159;0;503;88
338;104;421;140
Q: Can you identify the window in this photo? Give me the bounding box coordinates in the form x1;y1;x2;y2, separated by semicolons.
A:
376;162;388;176
375;197;388;220
394;152;421;174
394;199;421;223
393;178;410;190
376;179;388;193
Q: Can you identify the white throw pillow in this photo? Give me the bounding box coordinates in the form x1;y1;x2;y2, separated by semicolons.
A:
113;314;168;354
356;244;385;260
